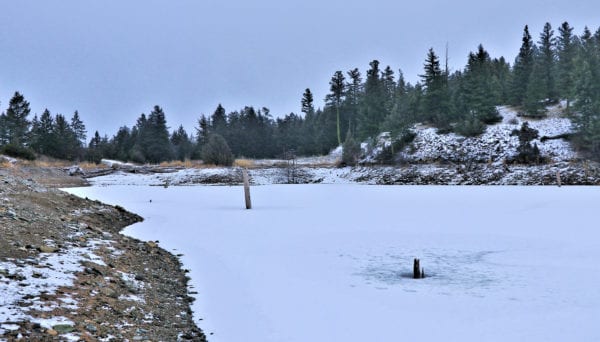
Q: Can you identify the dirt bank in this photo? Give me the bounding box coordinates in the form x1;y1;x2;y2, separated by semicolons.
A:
0;166;206;341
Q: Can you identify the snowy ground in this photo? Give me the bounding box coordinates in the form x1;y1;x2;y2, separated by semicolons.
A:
399;104;576;164
66;181;600;342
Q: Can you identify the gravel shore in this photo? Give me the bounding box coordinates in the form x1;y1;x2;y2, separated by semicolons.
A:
0;166;206;341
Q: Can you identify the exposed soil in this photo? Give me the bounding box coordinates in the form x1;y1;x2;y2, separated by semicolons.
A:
0;166;206;341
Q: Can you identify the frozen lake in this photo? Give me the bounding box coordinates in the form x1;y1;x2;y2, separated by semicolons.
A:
66;184;600;342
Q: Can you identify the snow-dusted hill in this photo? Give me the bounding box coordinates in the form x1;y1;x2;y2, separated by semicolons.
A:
392;104;575;164
87;104;600;186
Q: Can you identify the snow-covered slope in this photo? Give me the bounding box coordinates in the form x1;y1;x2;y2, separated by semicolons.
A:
400;105;575;164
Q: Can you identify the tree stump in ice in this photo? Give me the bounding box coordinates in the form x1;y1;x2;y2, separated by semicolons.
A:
413;258;424;279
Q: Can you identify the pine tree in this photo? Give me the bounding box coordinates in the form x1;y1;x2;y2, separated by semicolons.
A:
300;88;318;155
325;71;346;145
51;114;79;160
358;60;388;139
70;111;87;147
461;44;501;125
510;25;535;106
145;105;173;163
3;92;31;146
202;133;233;166
211;104;227;137
557;22;577;112
341;129;361;166
345;68;362;132
171;125;193;161
573;26;600;159
420;49;451;130
523;53;548;117
537;22;558;103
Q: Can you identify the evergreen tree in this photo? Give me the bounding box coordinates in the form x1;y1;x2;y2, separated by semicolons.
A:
325;71;345;145
33;109;55;155
490;57;511;104
557;22;577;111
537;22;558;102
341;129;361;166
300;88;318;155
420;49;451;130
523;53;548;117
510;25;535;105
3;92;31;146
358;60;388;139
70;111;87;146
573;26;600;159
111;126;133;161
211;104;228;137
171;125;193;161
51;114;79;160
461;44;502;125
145;105;173;163
202;133;233;166
345;68;362;132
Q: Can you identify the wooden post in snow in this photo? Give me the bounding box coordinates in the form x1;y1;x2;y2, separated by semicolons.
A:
556;171;562;187
243;169;252;209
413;258;421;279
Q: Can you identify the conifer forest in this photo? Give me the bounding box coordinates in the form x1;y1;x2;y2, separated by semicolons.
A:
1;22;599;163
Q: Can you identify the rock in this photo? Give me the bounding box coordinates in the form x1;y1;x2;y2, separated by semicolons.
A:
100;287;119;298
38;245;59;253
46;329;58;336
52;324;74;334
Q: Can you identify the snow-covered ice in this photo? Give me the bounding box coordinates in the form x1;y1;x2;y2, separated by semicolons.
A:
66;183;600;342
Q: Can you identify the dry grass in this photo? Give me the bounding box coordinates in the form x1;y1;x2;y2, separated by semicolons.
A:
18;159;71;168
78;161;108;170
233;159;256;168
0;160;14;168
158;159;205;168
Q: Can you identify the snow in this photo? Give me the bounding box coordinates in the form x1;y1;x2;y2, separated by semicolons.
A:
399;105;576;164
66;182;600;342
0;237;115;338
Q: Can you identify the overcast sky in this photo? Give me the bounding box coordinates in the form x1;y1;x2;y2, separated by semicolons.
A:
1;0;598;137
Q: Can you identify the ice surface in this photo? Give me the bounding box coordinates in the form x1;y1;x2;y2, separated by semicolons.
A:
66;184;600;342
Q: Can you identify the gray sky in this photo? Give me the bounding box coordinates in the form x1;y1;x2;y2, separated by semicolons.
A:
1;0;598;138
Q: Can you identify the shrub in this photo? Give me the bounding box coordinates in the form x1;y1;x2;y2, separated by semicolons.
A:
1;144;36;160
341;131;361;166
509;122;546;164
202;134;234;166
455;118;486;137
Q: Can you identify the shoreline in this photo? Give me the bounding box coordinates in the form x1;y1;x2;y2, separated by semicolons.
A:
0;166;206;341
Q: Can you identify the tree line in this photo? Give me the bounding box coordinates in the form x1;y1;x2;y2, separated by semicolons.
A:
1;21;599;163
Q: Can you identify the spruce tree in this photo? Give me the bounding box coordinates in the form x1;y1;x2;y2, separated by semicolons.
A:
358;60;387;139
4;92;31;146
573;26;600;159
461;44;501;125
171;125;193;161
510;25;535;106
420;49;451;130
70;111;87;146
538;22;558;103
325;71;346;145
557;22;577;111
145;105;173;163
345;68;362;132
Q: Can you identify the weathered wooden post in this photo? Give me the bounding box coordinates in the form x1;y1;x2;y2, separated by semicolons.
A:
556;171;562;187
413;258;421;279
243;169;252;209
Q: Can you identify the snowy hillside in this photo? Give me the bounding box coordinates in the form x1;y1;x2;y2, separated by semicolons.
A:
397;104;575;164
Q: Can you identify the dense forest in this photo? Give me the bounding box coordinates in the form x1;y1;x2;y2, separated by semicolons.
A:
1;22;599;164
